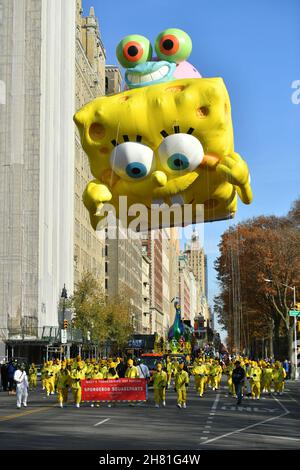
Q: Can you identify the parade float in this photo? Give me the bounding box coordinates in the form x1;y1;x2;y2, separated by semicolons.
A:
74;28;252;231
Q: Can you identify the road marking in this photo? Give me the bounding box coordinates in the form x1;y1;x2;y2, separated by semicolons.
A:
201;410;289;446
211;392;220;410
244;433;300;442
94;418;111;427
203;431;210;434
0;406;53;422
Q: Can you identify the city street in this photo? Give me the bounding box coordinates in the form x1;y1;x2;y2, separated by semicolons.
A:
1;378;300;450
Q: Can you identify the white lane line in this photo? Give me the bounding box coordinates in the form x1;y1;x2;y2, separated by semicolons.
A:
212;392;220;410
244;433;300;442
201;410;289;445
94;418;111;427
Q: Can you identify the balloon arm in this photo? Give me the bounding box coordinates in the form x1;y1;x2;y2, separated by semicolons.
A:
236;181;253;205
83;179;113;230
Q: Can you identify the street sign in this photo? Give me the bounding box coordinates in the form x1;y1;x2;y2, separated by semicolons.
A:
289;310;300;317
61;329;67;344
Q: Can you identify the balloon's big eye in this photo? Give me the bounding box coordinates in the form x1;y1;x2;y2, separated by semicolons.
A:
155;28;192;63
159;35;180;56
116;35;152;68
158;133;204;174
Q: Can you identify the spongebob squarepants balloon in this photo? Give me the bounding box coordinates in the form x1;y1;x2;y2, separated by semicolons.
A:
74;28;252;230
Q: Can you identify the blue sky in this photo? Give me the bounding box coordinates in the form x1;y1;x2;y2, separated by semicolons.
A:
83;0;300;341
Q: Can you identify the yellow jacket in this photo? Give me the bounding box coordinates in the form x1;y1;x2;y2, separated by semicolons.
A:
125;366;140;378
71;369;85;389
152;370;167;389
174;370;189;390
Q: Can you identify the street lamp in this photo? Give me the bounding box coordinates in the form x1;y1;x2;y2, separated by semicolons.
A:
264;278;298;379
61;284;68;323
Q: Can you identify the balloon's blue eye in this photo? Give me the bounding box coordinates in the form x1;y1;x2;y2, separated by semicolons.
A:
126;162;147;178
167;153;189;171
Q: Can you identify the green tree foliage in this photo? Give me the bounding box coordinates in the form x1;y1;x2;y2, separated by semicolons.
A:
69;272;133;353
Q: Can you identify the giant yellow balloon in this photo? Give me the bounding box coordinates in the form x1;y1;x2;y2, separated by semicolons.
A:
74;77;252;230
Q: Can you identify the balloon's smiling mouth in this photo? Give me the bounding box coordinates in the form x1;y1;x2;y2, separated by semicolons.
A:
125;61;176;88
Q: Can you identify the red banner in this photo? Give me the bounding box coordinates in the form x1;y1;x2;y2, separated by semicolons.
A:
81;378;147;402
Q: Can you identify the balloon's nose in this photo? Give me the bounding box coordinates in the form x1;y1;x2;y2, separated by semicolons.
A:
152;171;167;187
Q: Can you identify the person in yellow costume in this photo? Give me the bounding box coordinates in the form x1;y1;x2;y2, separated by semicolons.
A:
44;361;55;396
41;361;47;391
262;363;274;395
106;362;119;408
215;361;223;390
174;362;189;408
224;362;235;395
70;361;85;408
100;359;108;378
56;361;70;408
107;362;119;380
192;359;207;397
249;361;262;399
203;359;211;391
151;363;167;408
28;363;38;390
273;361;286;395
125;359;140;378
53;358;61;393
166;356;173;389
209;360;219;390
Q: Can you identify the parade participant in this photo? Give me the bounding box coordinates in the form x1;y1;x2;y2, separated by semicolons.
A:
244;360;252;398
53;358;61;392
262;363;274;394
209;360;219;390
151;363;167;408
107;362;119;379
28;363;38;390
191;359;207;397
14;363;29;409
41;361;47;390
116;357;127;378
174;361;189;409
107;362;119;408
249;361;262;399
70;361;85;408
273;361;286;395
125;359;140;378
216;361;223;390
56;361;70;408
100;359;108;378
44;361;55;396
232;360;245;405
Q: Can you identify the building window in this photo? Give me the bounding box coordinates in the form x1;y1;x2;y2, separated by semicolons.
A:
105;245;108;256
105;278;108;289
105;262;108;273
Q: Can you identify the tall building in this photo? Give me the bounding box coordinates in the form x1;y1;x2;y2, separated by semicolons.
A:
168;228;180;326
141;251;151;334
0;0;76;358
105;223;143;332
184;228;209;320
74;2;107;286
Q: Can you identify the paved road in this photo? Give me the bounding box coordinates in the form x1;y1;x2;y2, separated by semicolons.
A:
0;378;299;449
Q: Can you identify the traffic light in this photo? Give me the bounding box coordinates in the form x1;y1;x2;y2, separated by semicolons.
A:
296;303;300;311
63;319;68;329
297;321;300;333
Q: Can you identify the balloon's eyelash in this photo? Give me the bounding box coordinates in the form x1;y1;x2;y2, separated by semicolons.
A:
111;135;143;146
160;127;194;138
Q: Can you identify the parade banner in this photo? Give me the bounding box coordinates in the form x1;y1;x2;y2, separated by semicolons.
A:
81;378;147;402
